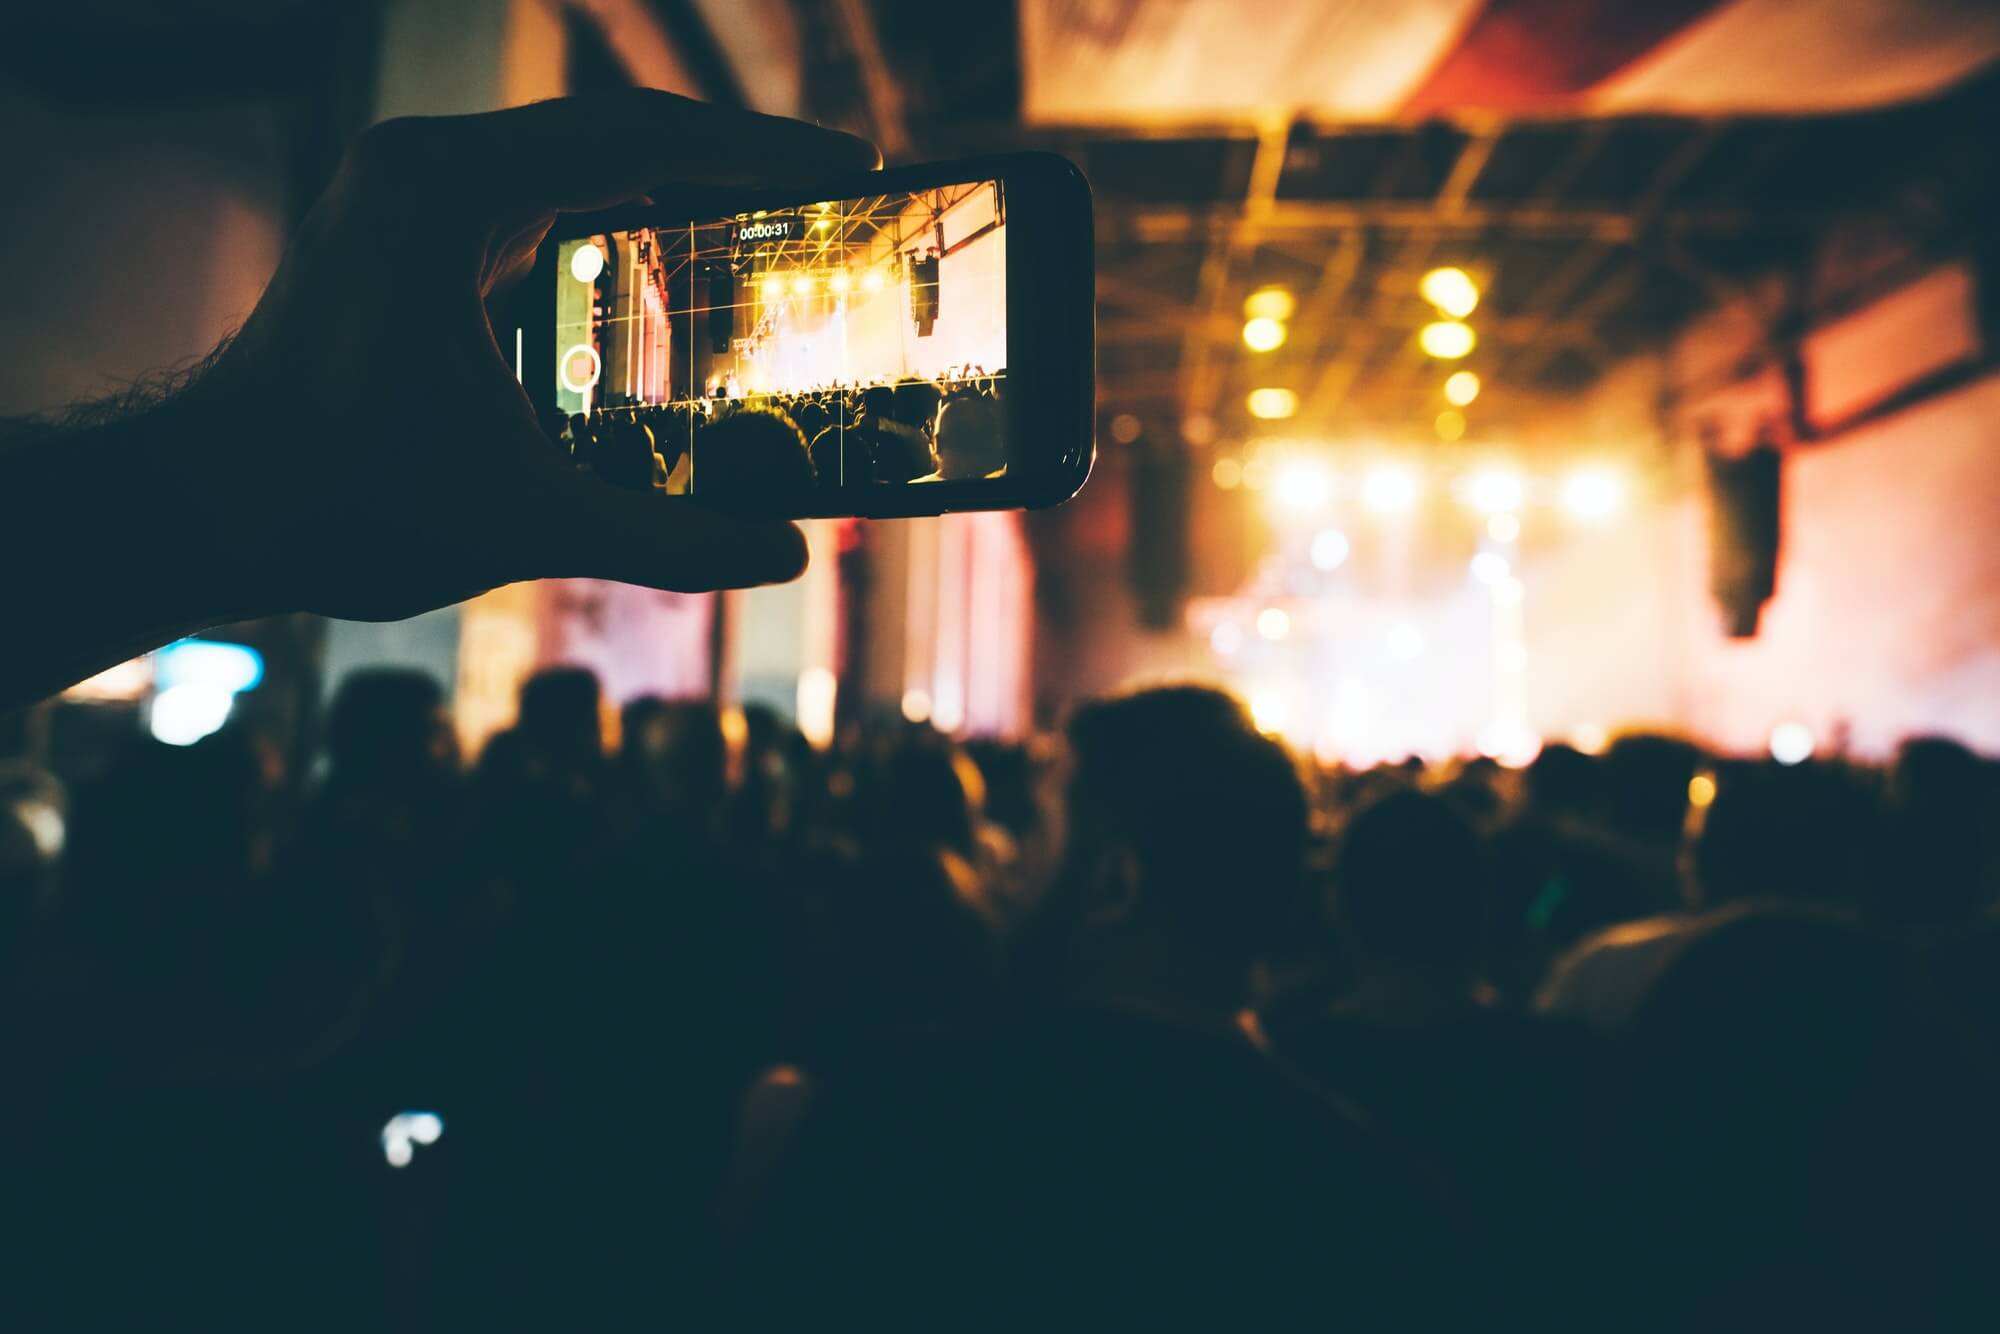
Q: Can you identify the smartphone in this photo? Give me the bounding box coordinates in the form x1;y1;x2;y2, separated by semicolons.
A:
515;152;1094;519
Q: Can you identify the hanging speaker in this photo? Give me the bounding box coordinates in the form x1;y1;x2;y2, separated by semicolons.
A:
910;254;940;336
708;271;735;354
1705;440;1782;638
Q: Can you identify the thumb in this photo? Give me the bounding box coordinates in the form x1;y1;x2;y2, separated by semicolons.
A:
537;470;810;592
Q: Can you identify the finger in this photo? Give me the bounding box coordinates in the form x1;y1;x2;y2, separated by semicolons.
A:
429;89;881;212
536;469;810;592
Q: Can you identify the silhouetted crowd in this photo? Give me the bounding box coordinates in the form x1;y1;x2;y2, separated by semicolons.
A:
556;370;1007;504
6;673;1999;1329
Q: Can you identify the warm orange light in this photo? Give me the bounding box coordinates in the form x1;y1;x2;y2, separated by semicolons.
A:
862;268;887;293
1242;316;1288;352
1243;286;1295;321
1246;387;1298;420
1688;773;1717;808
1419;321;1476;359
1212;456;1244;490
761;274;785;300
829;270;852;295
1434;409;1467;441
1420;266;1480;318
1444;370;1481;406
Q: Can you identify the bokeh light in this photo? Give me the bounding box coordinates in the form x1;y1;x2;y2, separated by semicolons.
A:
1464;468;1524;515
1242;316;1288;352
1419;321;1477;359
1770;722;1815;765
1362;465;1420;514
1443;370;1481;406
1309;528;1351;571
1562;467;1625;521
569;242;605;283
1419;266;1480;318
1256;607;1291;641
1243;286;1295;321
1246;387;1298;420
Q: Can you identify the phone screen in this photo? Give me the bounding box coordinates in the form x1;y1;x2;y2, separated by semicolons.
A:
550;180;1008;505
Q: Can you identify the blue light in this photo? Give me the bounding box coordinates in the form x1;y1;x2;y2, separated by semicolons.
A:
154;639;264;695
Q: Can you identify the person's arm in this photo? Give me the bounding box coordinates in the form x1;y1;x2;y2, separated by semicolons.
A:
0;90;877;711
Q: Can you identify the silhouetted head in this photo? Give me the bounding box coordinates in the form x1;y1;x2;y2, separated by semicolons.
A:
1691;760;1864;908
1062;685;1307;961
325;668;455;793
694;407;814;505
1524;742;1596;816
932;393;1005;480
872;739;986;857
516;667;604;766
1600;733;1704;844
1334;788;1490;972
860;385;896;424
1870;736;1993;923
892;379;942;434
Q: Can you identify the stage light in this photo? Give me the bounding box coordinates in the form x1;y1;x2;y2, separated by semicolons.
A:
1362;465;1420;514
1249;688;1287;736
1181;413;1217;446
1246;387;1297;420
1444;370;1481;406
791;272;815;295
1242;317;1287;352
862;268;886;292
1210;622;1244;656
1419;320;1476;359
149;683;233;747
1478;722;1542;769
1434;409;1467;441
1211;456;1243;490
813;218;831;230
1464;468;1523;515
1688;772;1718;809
751;210;769;219
1487;513;1520;543
559;344;602;395
157;639;264;694
1770;722;1814;766
796;667;837;749
1419;266;1479;318
568;242;605;284
1109;413;1143;444
1470;551;1510;585
829;270;852;295
1256;607;1291;641
1272;457;1332;513
1309;528;1350;571
1387;622;1424;660
1562;467;1624;521
1240;457;1271;490
901;687;932;724
1243;286;1295;322
761;274;785;300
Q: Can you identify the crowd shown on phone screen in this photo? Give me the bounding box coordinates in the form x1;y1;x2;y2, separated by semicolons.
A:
555;369;1007;505
7;662;1999;1329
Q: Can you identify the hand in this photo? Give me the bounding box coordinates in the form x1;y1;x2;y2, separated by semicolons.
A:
181;90;878;621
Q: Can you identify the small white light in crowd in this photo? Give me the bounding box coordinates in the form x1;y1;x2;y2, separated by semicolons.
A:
1243;286;1296;322
1569;723;1610;755
1443;370;1481;407
1419;266;1480;319
381;1111;446;1170
900;688;933;725
1256;607;1291;641
149;683;234;747
1362;465;1420;514
1272;458;1332;513
1478;723;1543;769
1249;689;1288;735
1242;316;1288;352
796;667;837;749
861;268;887;293
1419;320;1476;359
1487;513;1521;543
1770;722;1815;766
1387;623;1424;660
1212;456;1244;490
1246;387;1298;420
569;242;605;283
1470;551;1510;585
1309;528;1350;571
1109;413;1143;444
1562;468;1624;521
828;270;852;295
1210;622;1244;657
1464;468;1524;515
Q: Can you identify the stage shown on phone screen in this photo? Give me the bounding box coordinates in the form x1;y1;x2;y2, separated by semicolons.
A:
550;181;1008;503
